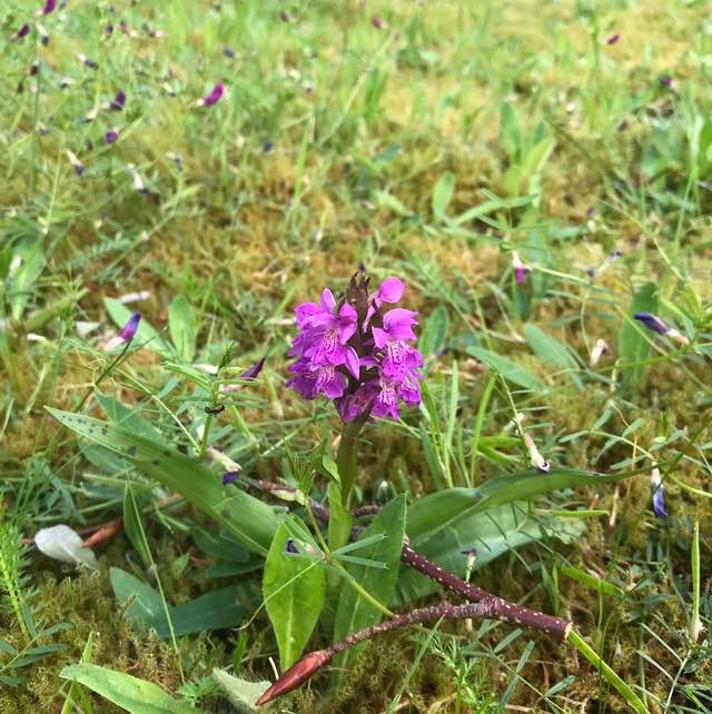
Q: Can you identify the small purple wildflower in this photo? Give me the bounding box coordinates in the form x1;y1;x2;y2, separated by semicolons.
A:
118;312;141;341
650;467;667;518
285;539;299;554
105;127;120;144
41;0;57;15
197;83;225;107
287;274;424;422
634;312;689;344
222;471;239;485
660;75;675;90
239;357;266;381
512;251;529;285
223;48;236;59
66;149;84;176
15;24;31;40
109;90;126;111
606;33;620;45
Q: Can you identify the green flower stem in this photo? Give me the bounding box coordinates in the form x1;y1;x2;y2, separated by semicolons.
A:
566;628;649;714
336;420;363;508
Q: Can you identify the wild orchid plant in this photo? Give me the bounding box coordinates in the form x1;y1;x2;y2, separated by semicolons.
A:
286;272;423;505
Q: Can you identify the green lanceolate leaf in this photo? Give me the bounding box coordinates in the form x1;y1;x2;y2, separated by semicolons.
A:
47;408;278;556
110;568;244;638
466;346;543;390
60;664;198;714
432;171;455;222
263;517;326;669
168;295;198;362
333;495;406;670
524;324;582;388
619;282;658;388
406;467;644;541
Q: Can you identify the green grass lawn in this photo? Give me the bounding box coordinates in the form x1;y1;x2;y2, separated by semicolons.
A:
0;0;710;711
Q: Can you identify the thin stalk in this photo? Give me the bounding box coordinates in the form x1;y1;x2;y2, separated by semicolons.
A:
566;628;649;714
690;520;702;643
336;420;363;507
256;600;496;705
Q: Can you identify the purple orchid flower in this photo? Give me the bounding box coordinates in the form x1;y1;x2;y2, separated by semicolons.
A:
118;312;141;342
650;467;667;518
287;274;424;422
197;83;225;107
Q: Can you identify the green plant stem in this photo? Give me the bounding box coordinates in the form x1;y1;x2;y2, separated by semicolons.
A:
566;628;649;714
336;420;363;508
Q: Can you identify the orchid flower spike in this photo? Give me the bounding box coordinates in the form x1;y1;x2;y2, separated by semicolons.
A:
287;273;423;422
634;312;690;346
650;466;667;518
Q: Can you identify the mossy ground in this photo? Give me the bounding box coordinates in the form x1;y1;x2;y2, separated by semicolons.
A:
0;0;710;711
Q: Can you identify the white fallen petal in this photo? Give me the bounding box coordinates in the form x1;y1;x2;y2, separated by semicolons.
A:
76;320;101;338
118;290;151;304
35;525;98;570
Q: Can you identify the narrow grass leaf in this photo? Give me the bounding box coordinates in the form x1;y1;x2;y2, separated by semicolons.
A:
466;346;543;390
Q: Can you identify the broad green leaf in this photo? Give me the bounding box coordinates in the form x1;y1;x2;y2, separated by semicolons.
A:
60;664;197;714
110;568;244;638
466;346;543;390
104;298;173;357
524;324;582;389
419;305;450;358
333;495;406;670
212;669;270;713
263;517;325;669
47;409;278;556
168;295;198;362
396;503;584;604
619;282;658;387
8;238;45;320
432;171;455;222
406;467;643;541
96;395;161;441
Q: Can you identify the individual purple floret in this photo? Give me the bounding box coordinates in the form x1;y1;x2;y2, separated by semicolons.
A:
650;467;667;518
239;357;266;381
109;90;126;111
287;273;424;422
118;312;141;341
41;0;57;15
197;83;225;107
634;312;689;345
105;128;120;144
606;33;620;45
511;251;529;285
222;471;239;485
15;24;31;40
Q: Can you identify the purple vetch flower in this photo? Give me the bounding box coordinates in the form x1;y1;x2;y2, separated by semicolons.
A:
239;357;265;381
634;312;690;345
77;54;99;70
660;75;674;89
512;251;529;285
109;90;126;111
40;0;56;15
15;24;31;40
66;149;84;176
650;467;667;518
105;127;120;144
606;33;621;45
118;312;141;341
287;273;424;422
589;338;609;367
222;471;239;485
197;83;225;107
